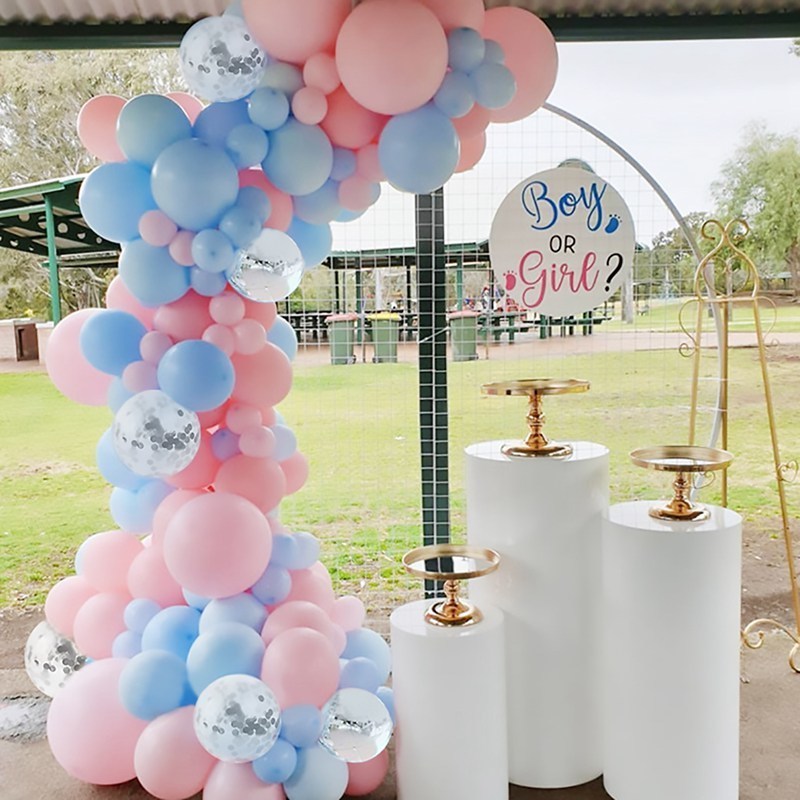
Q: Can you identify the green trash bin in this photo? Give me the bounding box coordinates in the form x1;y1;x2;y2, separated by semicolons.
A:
325;313;358;365
368;312;401;363
448;310;479;362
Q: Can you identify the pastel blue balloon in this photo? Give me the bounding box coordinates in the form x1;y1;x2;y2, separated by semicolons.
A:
433;70;475;119
330;147;357;181
183;588;211;610
251;564;292;606
447;27;485;72
190;267;228;297
482;38;505;64
252;738;297;784
79;309;145;376
470;61;516;110
263;119;333;197
124;598;162;635
342;629;391;684
376;686;395;724
235;186;271;223
117;94;193;166
260;63;304;98
226;123;269;168
157;340;235;412
379;104;459;195
152;138;239;231
79;162;156;244
211;427;240;461
286;218;331;267
110;479;173;533
220;204;264;248
96;427;147;491
74;538;89;574
339;656;380;693
335;207;367;223
272;424;297;462
293;532;320;569
186;622;265;695
119;650;189;720
268;533;301;570
192;229;236;273
112;630;142;659
223;0;244;17
293;180;342;226
283;745;348;800
199;593;268;634
266;316;298;361
280;705;323;749
141;605;201;660
194;100;251;147
248;88;290;131
119;240;191;307
107;377;134;413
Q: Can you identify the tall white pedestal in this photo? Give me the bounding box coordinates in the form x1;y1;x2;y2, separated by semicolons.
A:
465;441;608;788
603;501;741;800
391;599;508;800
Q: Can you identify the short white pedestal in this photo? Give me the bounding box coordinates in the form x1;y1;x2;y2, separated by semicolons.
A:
603;501;741;800
391;599;508;800
465;441;608;788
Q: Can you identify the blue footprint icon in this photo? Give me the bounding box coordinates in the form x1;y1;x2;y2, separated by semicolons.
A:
605;214;620;234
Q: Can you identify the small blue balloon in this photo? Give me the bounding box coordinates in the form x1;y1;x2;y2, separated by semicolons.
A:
447;27;486;72
117;94;193;166
252;738;298;784
280;705;323;749
470;61;516;110
107;377;134;413
263;119;333;197
190;267;228;297
248;88;290;131
266;316;298;361
112;630;142;659
283;745;348;800
286;218;332;267
96;427;147;491
194;100;251;148
251;564;292;606
433;71;475;119
200;593;268;634
80;309;146;376
335;207;367;223
192;229;236;273
141;605;201;660
226;123;269;168
272;424;297;462
330;147;357;181
119;650;189;720
119;240;191;307
124;598;162;635
186;622;265;695
342;629;391;684
293;532;320;569
376;686;395;724
220;204;264;248
183;588;211;610
482;38;505;64
109;479;173;533
268;533;301;570
211;427;241;461
339;656;380;694
293;180;342;226
157;340;235;412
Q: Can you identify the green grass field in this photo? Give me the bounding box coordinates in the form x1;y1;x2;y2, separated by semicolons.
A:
2;342;800;608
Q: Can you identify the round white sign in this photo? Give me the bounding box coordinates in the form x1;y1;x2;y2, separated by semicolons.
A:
489;167;635;317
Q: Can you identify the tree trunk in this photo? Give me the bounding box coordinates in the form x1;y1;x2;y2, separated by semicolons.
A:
787;242;800;301
621;272;634;323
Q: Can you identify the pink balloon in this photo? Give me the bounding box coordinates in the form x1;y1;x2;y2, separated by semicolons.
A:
330;595;367;632
81;530;144;594
107;275;157;329
47;659;148;785
169;230;196;266
198;402;229;431
482;7;558;123
320;86;387;150
215;454;286;515
45;309;113;406
140;330;174;364
204;761;285;800
76;94;126;162
226;403;263;434
356;143;384;182
154;291;212;341
233;318;267;355
346;749;390;796
303;53;341;95
456;130;487;173
163;492;273;599
232;344;293;411
261;600;338;647
309;560;333;588
285;567;335;613
166;91;205;123
238;425;276;459
238;170;293;232
261;628;339;708
242;0;350;64
127;545;186;607
339;175;377;212
336;0;448;115
166;433;219;490
452;104;491;139
202;323;236;357
418;0;485;31
281;450;309;495
139;210;178;247
135;706;217;800
122;359;159;393
210;293;246;326
242;296;278;330
291;87;328;126
72;591;130;659
45;575;96;639
151;489;206;548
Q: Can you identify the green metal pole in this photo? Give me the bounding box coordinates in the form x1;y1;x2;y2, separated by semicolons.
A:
43;195;61;323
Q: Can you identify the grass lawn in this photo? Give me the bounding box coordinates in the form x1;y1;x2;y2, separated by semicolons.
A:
2;342;800;609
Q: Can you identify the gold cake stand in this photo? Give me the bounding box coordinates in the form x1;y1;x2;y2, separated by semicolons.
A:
403;544;500;627
481;378;590;458
630;445;734;522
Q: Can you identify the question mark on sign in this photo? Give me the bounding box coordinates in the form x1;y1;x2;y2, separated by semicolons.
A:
605;253;624;292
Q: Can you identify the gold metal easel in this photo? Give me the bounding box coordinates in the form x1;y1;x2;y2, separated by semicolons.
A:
680;219;800;671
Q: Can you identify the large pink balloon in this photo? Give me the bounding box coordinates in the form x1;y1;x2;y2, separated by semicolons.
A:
238;170;293;232
135;706;217;800
346;749;390;796
261;628;339;708
153;290;213;341
242;0;350;65
163;492;272;599
72;591;130;659
285;567;335;613
44;575;96;639
204;761;286;800
81;530;144;594
166;91;205;124
261;600;338;648
106;274;157;328
418;0;485;31
48;659;147;785
482;7;558;123
215;454;286;515
320;87;387;150
232;344;293;412
45;309;113;406
336;0;448;115
77;94;126;162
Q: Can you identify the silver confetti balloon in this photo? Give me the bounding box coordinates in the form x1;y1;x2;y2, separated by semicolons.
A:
319;688;393;763
112;389;201;478
24;621;87;698
229;228;305;303
194;675;281;763
180;15;267;103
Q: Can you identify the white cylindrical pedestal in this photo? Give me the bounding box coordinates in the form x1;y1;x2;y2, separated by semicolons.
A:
465;441;608;788
391;599;508;800
603;501;741;800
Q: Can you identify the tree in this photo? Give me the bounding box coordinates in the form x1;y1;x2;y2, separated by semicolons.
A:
712;124;800;298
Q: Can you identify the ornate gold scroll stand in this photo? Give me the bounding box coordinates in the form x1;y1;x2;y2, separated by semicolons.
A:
679;219;800;671
481;378;590;458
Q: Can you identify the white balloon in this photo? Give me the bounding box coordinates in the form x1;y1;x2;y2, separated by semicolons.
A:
319;687;393;763
24;621;87;698
229;228;305;303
